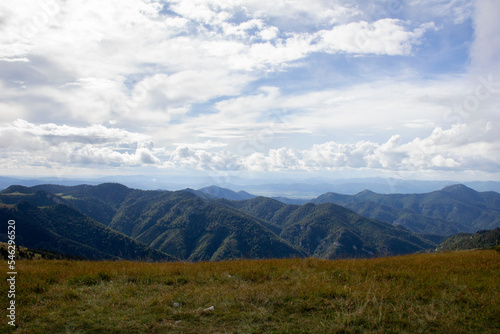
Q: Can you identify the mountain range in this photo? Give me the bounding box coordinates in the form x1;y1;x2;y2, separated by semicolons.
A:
0;200;173;261
182;184;500;237
2;175;500;196
308;184;500;235
1;182;499;261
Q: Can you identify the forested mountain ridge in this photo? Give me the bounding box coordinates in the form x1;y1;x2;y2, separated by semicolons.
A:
197;185;256;201
437;228;500;252
0;184;304;261
1;182;487;261
107;190;304;261
220;197;436;258
310;184;500;235
0;201;174;261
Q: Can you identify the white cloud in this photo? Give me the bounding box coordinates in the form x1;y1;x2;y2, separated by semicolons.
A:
259;26;279;41
173;141;228;150
209;78;466;142
165;146;240;171
254;121;500;172
404;0;474;24
166;0;361;29
0;0;497;180
0;120;161;167
400;122;500;171
204;18;435;71
1;117;499;175
316;19;437;56
160;121;500;174
0;0;438;127
471;0;500;74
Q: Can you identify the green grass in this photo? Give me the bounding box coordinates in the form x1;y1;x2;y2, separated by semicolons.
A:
1;250;499;333
56;194;78;200
0;193;31;196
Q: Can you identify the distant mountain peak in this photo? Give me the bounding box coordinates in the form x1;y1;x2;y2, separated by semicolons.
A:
355;189;377;196
95;182;131;190
198;185;256;201
203;185;224;191
441;184;476;193
0;185;31;194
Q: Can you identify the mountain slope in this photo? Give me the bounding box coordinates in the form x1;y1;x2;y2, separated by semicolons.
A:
1;184;123;226
0;185;303;261
197;185;256;201
109;190;305;261
28;183;134;208
437;228;500;252
220;196;289;223
0;201;174;261
0;182;447;261
311;184;500;235
222;197;437;258
280;203;435;259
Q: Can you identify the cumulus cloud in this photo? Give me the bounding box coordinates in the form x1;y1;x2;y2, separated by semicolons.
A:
315;19;437;56
0;0;439;128
1;118;498;175
0;120;161;168
0;0;497;180
160;121;500;174
203;18;435;71
0;119;148;147
165;146;240;171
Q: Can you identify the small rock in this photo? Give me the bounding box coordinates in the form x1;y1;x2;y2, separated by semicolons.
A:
175;320;181;325
173;302;180;307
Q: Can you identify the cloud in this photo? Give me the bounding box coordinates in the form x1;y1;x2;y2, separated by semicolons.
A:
2;119;148;145
0;0;439;129
205;18;435;71
165;146;240;171
315;19;437;56
167;0;361;29
209;78;464;141
0;120;161;167
173;141;228;150
400;121;500;171
471;0;500;74
160;121;500;174
404;0;474;24
2;117;499;175
0;0;497;181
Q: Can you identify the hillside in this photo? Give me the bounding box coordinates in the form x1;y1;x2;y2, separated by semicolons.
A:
0;182;446;261
224;197;436;259
1;250;498;333
311;184;500;235
108;190;305;261
0;201;174;261
438;228;500;252
0;185;304;261
0;241;84;260
197;185;256;201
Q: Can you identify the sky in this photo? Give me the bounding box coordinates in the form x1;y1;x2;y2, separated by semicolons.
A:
0;0;499;185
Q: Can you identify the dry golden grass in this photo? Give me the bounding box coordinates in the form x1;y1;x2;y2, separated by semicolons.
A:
1;250;499;333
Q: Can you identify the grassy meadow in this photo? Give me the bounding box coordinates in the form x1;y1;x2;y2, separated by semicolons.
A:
1;250;499;333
